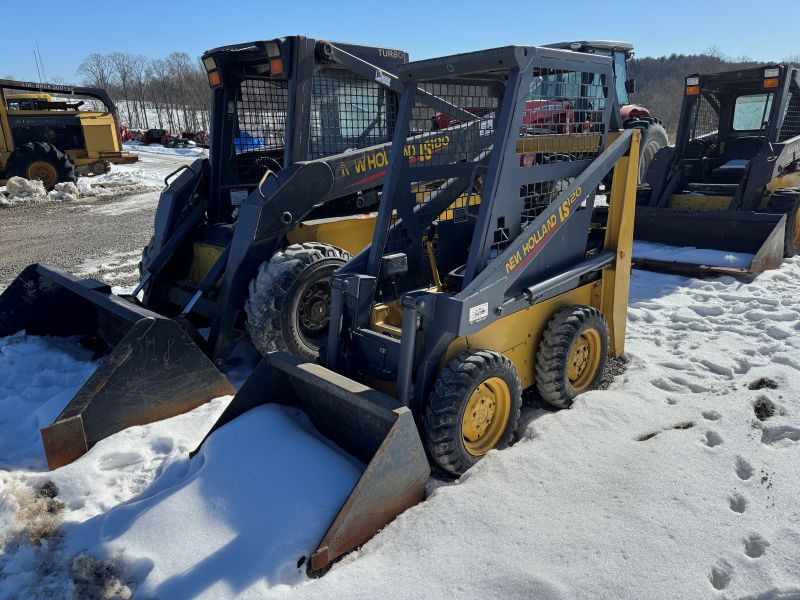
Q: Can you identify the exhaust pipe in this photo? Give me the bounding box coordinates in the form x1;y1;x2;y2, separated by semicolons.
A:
0;264;234;469
194;352;430;575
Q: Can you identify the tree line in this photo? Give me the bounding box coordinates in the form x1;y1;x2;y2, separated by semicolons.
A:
72;48;800;136
77;52;210;133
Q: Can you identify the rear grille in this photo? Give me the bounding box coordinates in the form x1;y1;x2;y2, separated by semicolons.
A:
234;79;288;181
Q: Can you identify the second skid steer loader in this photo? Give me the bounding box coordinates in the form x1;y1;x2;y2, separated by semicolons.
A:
195;44;642;575
0;36;479;469
634;64;800;274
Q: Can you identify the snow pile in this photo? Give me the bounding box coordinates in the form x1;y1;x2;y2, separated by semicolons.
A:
1;177;47;205
123;142;207;158
0;171;160;207
0;333;98;470
66;405;363;598
1;259;800;599
47;182;80;202
76;170;160;200
634;240;754;269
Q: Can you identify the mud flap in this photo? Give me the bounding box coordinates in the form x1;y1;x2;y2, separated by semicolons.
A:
0;264;234;469
194;352;431;575
633;208;786;275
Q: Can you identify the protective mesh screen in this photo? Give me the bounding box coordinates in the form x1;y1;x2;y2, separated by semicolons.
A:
234;79;288;180
383;81;500;256
309;68;397;159
688;92;720;140
778;91;800;142
512;67;607;234
516;68;608;167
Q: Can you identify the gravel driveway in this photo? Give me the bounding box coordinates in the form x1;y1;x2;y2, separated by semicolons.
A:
0;152;197;289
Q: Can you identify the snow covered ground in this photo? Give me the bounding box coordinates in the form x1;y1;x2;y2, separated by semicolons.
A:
122;142;208;159
1;260;799;599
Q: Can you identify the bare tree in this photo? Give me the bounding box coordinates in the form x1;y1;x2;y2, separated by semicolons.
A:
74;50;210;133
77;53;114;90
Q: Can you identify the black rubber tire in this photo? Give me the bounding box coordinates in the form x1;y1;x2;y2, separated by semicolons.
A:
767;188;800;257
245;243;351;360
535;305;609;409
424;350;522;476
139;236;156;277
5;142;77;191
637;123;668;184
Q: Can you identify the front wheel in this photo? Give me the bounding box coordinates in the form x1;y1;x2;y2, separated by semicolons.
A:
5;142;77;191
424;350;522;476
245;243;351;360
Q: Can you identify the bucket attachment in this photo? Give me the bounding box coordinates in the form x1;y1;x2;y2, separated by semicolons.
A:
0;264;234;470
633;208;786;275
194;352;430;575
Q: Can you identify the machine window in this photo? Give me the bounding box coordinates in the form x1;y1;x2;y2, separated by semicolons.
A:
732;93;774;131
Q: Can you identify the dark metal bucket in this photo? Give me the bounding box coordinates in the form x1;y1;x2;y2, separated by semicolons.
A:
633;208;786;275
194;351;430;574
0;264;234;469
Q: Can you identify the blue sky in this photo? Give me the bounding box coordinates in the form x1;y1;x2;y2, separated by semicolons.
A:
5;0;799;83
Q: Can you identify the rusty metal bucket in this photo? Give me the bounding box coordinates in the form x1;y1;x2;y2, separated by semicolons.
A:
0;264;234;469
633;207;786;275
193;351;430;575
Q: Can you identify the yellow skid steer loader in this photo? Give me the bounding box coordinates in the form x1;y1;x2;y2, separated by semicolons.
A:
634;64;800;274
194;44;642;574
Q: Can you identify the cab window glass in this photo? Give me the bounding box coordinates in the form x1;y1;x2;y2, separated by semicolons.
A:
732;93;773;131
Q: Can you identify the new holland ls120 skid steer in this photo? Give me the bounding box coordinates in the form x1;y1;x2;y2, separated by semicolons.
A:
0;36;479;469
196;44;641;575
634;64;800;274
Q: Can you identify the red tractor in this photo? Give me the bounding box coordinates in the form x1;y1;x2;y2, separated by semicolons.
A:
544;40;669;181
433;41;667;182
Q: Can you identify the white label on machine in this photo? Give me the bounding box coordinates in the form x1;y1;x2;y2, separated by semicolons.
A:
230;189;248;206
469;302;489;324
375;69;392;86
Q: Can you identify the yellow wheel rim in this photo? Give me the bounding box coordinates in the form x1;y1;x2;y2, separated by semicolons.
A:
567;328;602;393
462;376;511;456
27;161;59;190
792;204;800;247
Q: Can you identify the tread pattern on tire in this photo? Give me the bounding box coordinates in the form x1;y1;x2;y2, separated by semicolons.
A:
245;242;350;358
535;305;609;409
424;350;522;476
636;123;669;184
5;142;77;188
139;236;156;276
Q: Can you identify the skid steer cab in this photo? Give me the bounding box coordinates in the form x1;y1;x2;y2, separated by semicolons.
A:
198;44;642;575
0;79;137;190
635;64;800;274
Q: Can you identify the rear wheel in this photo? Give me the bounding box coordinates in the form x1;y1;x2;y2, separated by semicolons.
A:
5;142;77;191
637;123;668;184
424;350;522;476
535;305;609;408
245;243;351;360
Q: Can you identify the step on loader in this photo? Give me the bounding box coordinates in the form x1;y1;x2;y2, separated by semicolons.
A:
0;36;468;470
635;64;800;274
196;44;642;575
